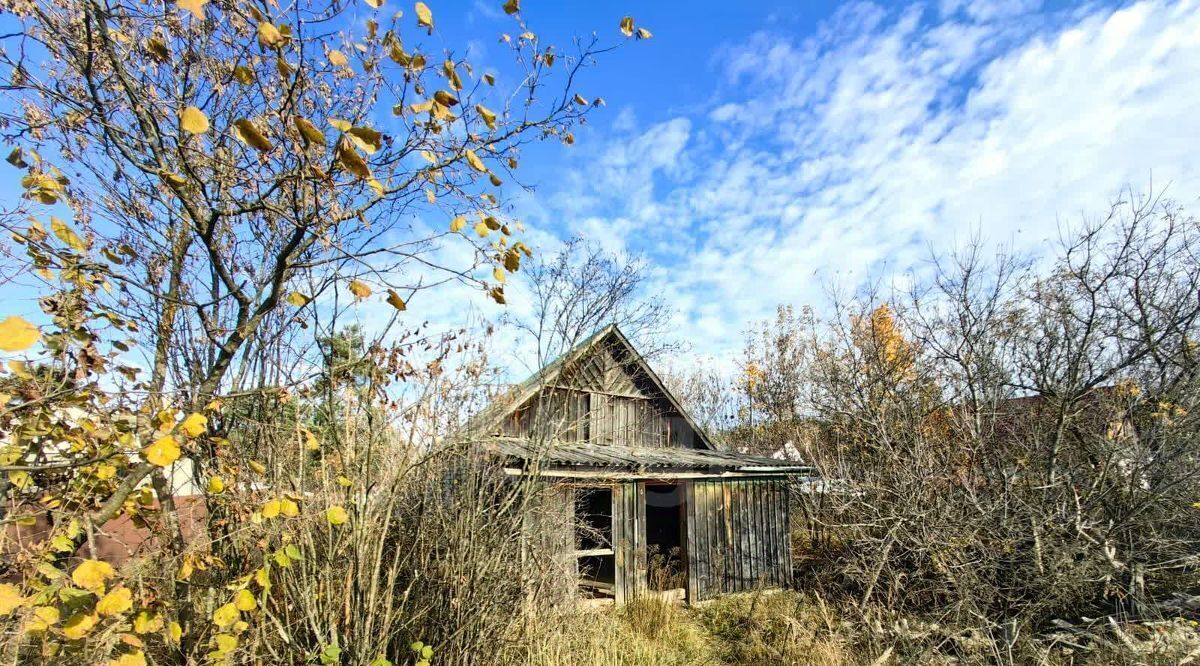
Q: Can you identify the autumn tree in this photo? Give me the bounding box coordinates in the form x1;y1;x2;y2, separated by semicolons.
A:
0;0;651;661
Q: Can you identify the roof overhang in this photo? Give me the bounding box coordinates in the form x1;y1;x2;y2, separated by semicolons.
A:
479;437;818;480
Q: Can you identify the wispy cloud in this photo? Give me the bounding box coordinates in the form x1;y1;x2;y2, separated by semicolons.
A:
519;0;1200;361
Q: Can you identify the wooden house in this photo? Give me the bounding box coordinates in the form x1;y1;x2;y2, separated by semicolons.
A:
462;325;817;604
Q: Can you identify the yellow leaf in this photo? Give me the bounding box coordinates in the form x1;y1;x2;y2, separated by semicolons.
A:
215;634;238;652
573;93;588;106
493;267;506;284
144;435;181;467
280;498;300;517
233;65;255;84
96;586;133;617
365;0;384;7
0;583;24;616
387;290;407;311
328;49;349;67
475;104;497;131
474;222;490;237
108;652;146;666
168;620;183;642
27;605;59;632
326;505;349;525
8;471;31;490
177;557;194;581
0;316;40;352
62;612;98;639
71;559;115;591
212;603;239;628
257;22;285;48
348;280;372;299
503;0;519;14
464;149;486;173
304;430;319;451
336;475;352;488
433;90;458;107
636;27;653;39
619;16;634;37
329;118;353;132
249;460;267;474
177;0;208;20
7;360;32;379
254;567;271;589
293;117;326;147
346;126;383;154
207;476;225;494
51;217;86;251
449;216;466;233
336;138;372;179
232;118;272;152
234;589;257;612
414;1;434;32
180;106;210;134
261;499;281;519
287;292;310;307
134;610;163;634
180;412;207;438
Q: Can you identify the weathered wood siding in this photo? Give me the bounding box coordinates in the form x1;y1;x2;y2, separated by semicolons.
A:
612;480;647;603
685;478;792;601
503;337;703;449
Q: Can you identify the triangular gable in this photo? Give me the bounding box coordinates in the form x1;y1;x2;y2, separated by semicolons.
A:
466;324;716;450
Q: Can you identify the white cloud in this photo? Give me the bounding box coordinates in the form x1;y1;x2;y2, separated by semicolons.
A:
526;0;1200;362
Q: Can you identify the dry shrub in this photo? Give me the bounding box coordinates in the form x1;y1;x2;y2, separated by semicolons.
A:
692;591;854;666
508;600;713;666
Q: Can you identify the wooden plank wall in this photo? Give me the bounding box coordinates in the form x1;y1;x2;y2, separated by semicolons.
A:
685;478;791;601
612;481;647;604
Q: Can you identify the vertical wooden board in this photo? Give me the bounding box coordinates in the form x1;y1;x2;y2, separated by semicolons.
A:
715;480;724;595
771;481;786;588
696;480;700;600
758;481;770;587
746;482;758;589
739;482;748;592
635;481;648;596
748;481;760;588
693;481;708;600
728;480;740;592
619;482;628;607
701;481;717;599
730;480;742;591
782;483;793;587
771;482;783;587
724;482;734;592
767;481;780;587
691;482;700;602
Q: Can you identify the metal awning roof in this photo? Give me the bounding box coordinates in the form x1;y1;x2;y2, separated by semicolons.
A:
478;437;817;477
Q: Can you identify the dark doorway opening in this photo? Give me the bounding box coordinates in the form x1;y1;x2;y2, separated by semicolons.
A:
575;487;615;597
645;483;686;592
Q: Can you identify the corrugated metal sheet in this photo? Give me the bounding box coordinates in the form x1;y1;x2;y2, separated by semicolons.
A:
478;437;815;476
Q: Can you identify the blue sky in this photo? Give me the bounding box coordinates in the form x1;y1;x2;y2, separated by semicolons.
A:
4;0;1199;376
431;0;1200;368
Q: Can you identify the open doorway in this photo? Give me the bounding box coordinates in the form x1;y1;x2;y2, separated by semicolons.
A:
645;483;686;593
575;486;615;599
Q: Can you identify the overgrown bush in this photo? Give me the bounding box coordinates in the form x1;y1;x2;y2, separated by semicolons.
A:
714;195;1200;658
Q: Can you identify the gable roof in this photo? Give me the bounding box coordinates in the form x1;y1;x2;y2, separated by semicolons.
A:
463;324;718;450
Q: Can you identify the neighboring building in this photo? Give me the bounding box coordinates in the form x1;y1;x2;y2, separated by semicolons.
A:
461;325;817;604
